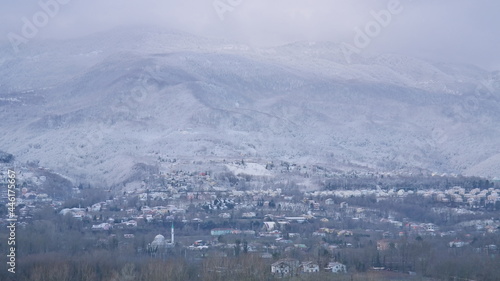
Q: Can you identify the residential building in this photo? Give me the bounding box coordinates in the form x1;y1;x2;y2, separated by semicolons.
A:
326;262;347;273
301;261;320;273
271;258;300;278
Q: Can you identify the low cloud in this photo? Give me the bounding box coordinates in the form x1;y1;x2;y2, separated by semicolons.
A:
1;0;498;70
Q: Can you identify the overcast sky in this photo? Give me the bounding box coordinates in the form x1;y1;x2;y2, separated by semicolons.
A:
1;0;499;70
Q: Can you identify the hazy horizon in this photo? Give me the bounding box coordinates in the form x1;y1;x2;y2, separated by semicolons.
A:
1;0;499;71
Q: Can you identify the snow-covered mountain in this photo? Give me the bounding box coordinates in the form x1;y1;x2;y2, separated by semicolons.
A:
1;27;499;186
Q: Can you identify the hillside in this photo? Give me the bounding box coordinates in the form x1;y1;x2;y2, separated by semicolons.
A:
1;27;499;186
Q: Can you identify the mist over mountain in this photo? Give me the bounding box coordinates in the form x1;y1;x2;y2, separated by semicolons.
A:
1;28;499;186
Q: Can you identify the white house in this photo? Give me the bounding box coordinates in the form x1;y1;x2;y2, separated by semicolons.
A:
90;203;102;212
271;258;300;278
326;262;347;273
325;198;335;205
424;223;437;232
263;221;276;231
449;240;469;248
301;261;320;273
124;220;137;227
219;212;231;219
91;223;112;231
242;212;257;218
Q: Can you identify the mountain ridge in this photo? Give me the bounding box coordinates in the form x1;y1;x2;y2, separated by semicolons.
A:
1;28;499;186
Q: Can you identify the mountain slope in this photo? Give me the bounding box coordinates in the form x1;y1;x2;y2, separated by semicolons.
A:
1;28;499;185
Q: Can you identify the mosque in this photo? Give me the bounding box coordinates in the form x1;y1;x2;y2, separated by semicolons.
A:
148;222;175;256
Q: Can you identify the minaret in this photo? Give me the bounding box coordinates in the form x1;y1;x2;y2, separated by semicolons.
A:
171;222;174;245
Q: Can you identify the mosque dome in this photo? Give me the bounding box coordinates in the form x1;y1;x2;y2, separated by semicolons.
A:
151;234;166;247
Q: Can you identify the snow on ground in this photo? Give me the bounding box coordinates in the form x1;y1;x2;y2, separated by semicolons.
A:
1;27;499;185
225;163;272;177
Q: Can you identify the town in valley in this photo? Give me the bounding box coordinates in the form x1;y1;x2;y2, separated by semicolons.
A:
1;153;499;280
